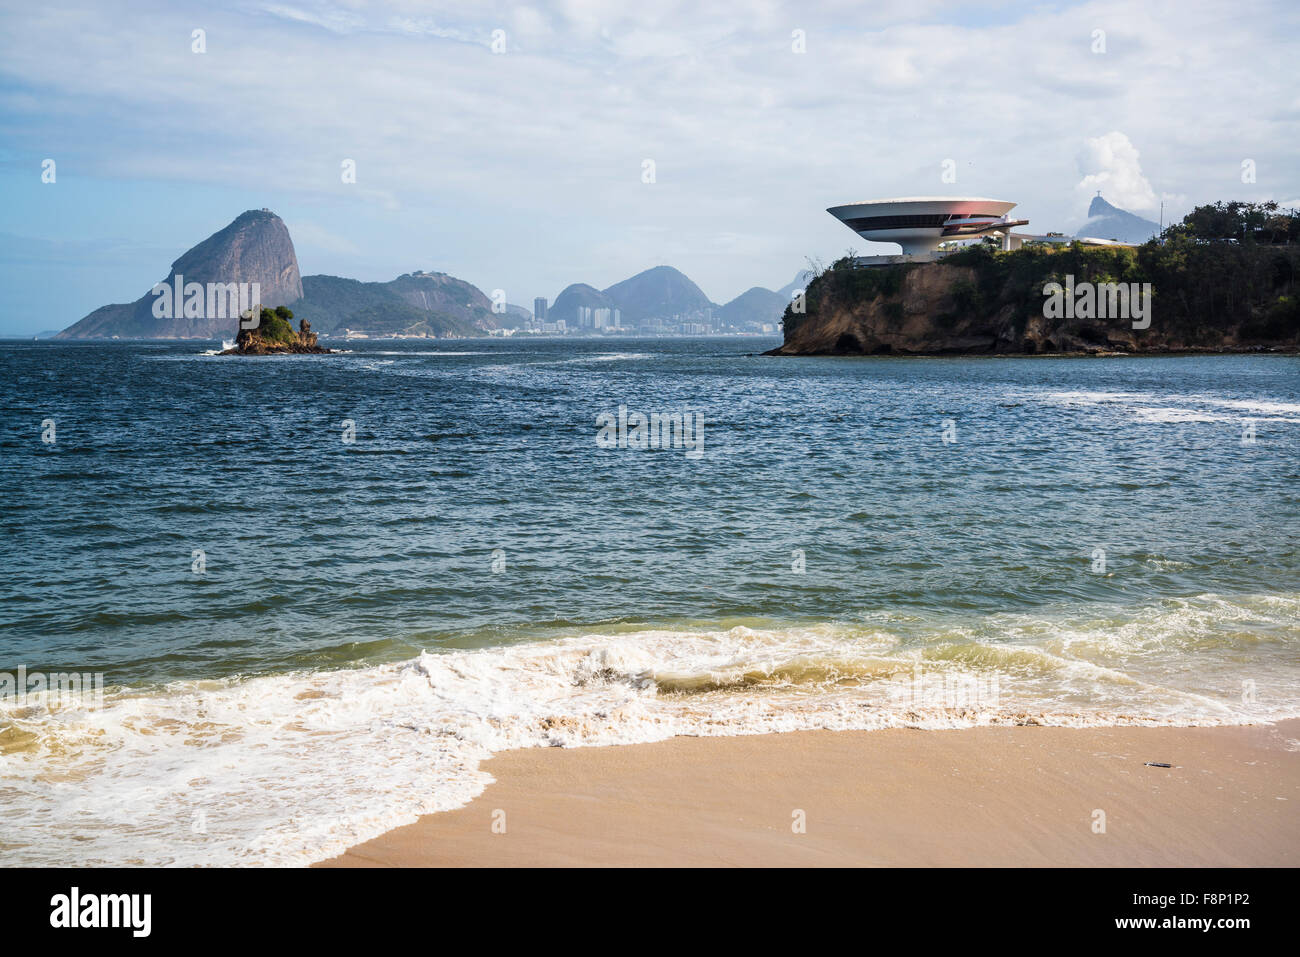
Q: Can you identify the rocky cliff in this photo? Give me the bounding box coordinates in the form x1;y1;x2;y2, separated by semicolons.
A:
59;210;303;339
770;241;1300;356
221;307;330;355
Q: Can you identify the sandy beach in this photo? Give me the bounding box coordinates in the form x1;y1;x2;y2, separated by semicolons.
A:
320;719;1300;867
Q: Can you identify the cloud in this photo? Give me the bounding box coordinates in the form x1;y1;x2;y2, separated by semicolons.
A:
1075;131;1158;212
0;0;1296;327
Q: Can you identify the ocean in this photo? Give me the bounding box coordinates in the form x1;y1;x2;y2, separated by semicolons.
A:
1;337;1297;865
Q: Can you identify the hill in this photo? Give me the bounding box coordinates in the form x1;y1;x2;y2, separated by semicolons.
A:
602;265;714;323
549;283;617;326
1081;195;1160;244
716;286;786;327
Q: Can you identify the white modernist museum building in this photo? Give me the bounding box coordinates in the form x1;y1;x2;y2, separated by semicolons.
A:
827;197;1127;262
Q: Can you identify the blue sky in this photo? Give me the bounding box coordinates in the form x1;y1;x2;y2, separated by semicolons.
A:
1;0;1297;335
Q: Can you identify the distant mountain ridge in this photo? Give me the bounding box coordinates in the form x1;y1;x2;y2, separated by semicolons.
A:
1082;194;1161;244
548;266;795;330
57;209;796;338
290;272;494;338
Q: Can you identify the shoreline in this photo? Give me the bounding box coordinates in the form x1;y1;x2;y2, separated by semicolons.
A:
319;719;1300;867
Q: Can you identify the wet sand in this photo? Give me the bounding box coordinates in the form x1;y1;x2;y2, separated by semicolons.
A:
320;720;1300;867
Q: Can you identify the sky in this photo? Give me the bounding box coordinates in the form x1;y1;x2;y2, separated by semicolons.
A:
0;0;1297;335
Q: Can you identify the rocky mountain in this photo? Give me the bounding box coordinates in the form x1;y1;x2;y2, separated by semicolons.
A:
602;265;714;323
1081;194;1160;244
58;212;497;339
716;286;786;326
58;209;303;339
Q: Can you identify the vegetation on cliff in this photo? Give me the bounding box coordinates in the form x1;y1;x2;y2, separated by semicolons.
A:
222;306;331;355
778;201;1300;355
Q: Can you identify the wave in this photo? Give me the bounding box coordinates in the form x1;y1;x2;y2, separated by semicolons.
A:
1034;389;1300;424
0;592;1296;866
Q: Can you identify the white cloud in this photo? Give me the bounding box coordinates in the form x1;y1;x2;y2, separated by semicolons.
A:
0;0;1296;312
1076;131;1158;212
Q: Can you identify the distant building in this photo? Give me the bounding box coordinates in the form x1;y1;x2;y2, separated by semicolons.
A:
533;297;547;322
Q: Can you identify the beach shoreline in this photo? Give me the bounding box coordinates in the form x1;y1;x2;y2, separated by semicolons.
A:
319;719;1300;867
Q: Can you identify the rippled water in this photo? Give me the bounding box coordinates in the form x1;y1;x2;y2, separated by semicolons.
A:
1;338;1297;864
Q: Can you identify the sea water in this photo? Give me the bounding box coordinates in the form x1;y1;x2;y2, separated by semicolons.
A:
0;338;1296;864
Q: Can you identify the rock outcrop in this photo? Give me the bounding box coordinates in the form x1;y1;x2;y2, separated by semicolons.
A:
770;241;1300;356
220;308;330;355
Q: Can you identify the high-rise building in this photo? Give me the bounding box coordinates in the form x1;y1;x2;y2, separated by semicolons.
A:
533;297;548;323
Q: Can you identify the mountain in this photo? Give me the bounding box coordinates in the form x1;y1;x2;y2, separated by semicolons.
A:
281;271;493;337
549;283;617;325
58;209;303;339
602;265;713;323
716;286;786;326
1081;194;1161;244
57;212;499;339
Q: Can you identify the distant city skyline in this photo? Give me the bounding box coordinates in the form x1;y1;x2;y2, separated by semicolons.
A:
2;0;1298;335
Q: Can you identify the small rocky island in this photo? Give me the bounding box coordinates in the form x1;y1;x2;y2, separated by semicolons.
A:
221;306;331;355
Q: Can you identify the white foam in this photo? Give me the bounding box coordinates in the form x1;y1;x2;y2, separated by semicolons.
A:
1129;407;1234;423
1;596;1296;866
354;351;495;356
1033;389;1300;424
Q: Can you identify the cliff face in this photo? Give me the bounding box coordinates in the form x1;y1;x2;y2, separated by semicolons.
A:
59;210;302;339
771;242;1300;356
774;263;1013;355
